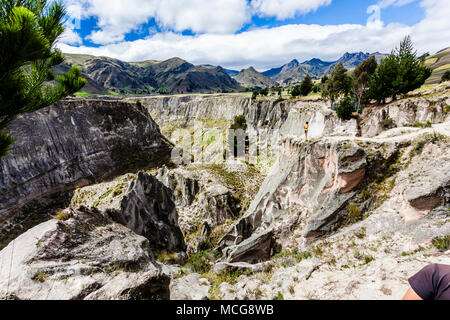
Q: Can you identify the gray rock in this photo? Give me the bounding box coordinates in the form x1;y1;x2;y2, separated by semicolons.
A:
116;172;186;253
219;139;367;257
170;273;211;300
0;207;170;300
0;100;172;241
224;230;274;264
213;262;265;273
360;94;450;137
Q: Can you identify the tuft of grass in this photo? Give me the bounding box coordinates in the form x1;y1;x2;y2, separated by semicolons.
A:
355;227;367;239
363;255;375;265
347;203;362;223
54;210;71;221
432;235;449;252
360;189;371;201
93;189;113;207
444;105;450;113
312;245;323;257
184;250;220;274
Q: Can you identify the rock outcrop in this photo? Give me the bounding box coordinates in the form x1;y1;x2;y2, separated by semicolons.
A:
0;100;172;246
0;207;170;300
155;166;240;235
361;92;450;137
218;138;368;260
71;172;186;253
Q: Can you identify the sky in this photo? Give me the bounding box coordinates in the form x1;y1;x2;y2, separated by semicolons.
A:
57;0;450;71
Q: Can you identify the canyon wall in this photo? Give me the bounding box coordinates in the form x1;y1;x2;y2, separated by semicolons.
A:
0;100;172;244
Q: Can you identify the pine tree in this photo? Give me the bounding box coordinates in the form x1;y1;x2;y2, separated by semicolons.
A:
299;74;314;96
367;54;398;105
394;36;431;98
367;36;431;105
0;0;86;158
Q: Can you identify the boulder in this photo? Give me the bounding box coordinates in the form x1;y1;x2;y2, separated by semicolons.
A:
224;230;274;264
170;273;211;300
0;207;170;300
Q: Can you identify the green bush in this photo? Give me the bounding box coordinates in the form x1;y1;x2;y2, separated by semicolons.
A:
336;96;354;120
432;236;449;252
441;70;450;82
230;115;247;131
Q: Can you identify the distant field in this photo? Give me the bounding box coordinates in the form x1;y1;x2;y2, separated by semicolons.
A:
425;48;450;84
74;92;93;98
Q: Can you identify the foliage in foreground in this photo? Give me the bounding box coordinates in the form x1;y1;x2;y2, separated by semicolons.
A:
0;0;86;158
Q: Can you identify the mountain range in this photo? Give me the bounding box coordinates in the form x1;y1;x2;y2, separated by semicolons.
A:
56;54;241;95
58;52;391;95
260;52;387;86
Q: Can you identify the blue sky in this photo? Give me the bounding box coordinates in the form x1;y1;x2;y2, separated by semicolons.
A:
59;0;450;70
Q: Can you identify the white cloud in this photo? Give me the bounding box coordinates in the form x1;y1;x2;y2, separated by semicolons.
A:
251;0;332;20
376;0;416;9
57;0;450;71
59;28;83;45
62;0;251;45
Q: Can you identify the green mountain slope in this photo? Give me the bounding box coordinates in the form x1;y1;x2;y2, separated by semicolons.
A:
56;54;241;95
425;47;450;84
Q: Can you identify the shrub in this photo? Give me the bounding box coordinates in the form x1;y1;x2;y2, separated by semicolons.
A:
291;85;302;97
336;96;354;120
299;75;314;96
441;70;450;82
259;88;269;96
432;236;449;252
230;115;247;131
54;210;71;221
184;250;219;274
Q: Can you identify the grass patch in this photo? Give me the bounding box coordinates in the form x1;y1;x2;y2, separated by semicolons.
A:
432;235;449;252
184;249;220;274
347;203;362;223
273;249;312;263
92;189;113;207
380;118;394;130
74;91;92;98
206;268;252;300
54;210;72;221
411;121;432;128
434;63;450;72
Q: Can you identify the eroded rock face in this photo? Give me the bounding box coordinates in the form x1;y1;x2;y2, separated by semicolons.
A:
117;172;186;253
0;207;170;300
0;100;172;238
71;172;186;253
155;166;240;234
219;139;367;259
361;93;450;137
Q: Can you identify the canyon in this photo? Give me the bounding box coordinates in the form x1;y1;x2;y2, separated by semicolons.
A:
0;85;449;300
